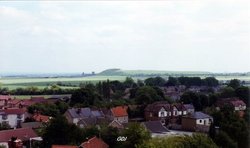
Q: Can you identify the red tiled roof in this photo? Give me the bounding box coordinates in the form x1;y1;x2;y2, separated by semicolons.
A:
52;145;77;148
0;108;25;115
0;128;38;142
80;136;109;148
33;114;51;122
111;106;128;117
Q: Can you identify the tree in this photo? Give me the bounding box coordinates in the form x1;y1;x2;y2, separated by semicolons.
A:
122;123;151;148
144;77;166;86
124;77;135;88
220;87;236;98
136;134;218;148
70;88;101;106
135;86;164;105
41;115;83;147
228;79;240;89
235;86;250;106
166;77;179;86
100;126;119;148
214;131;237;148
0;122;11;131
204;77;219;87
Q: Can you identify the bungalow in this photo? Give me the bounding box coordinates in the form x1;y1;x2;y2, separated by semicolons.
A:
182;112;213;132
0;128;42;148
0;108;25;128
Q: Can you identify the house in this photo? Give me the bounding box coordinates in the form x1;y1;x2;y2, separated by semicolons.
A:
110;106;128;123
144;101;194;125
64;108;105;128
0;128;41;148
182;112;213;132
216;98;246;111
142;121;169;137
0;108;25;128
80;136;109;148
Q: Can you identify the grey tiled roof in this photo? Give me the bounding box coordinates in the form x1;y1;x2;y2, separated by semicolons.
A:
185;112;212;119
67;108;105;119
142;121;169;133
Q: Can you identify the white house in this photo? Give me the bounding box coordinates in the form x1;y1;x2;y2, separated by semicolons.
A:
0;109;25;128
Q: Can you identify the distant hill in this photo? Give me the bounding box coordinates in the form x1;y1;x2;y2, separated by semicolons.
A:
98;68;212;77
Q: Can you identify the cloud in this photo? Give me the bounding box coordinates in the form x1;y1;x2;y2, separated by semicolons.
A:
0;1;249;73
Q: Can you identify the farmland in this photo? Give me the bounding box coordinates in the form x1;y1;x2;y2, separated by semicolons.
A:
1;74;250;90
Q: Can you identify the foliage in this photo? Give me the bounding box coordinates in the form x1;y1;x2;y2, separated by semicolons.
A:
70;88;101;106
235;86;250;106
135;86;165;105
100;126;120;148
219;86;236;98
144;77;166;86
0;122;11;131
28;101;69;117
136;134;218;148
228;79;241;89
121;123;151;148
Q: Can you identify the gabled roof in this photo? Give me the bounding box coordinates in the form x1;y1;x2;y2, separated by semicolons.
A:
80;136;109;148
52;145;77;148
0;108;25;115
183;104;194;110
216;97;246;108
111;106;128;117
67;108;105;119
142;121;169;133
184;111;212;119
0;128;38;142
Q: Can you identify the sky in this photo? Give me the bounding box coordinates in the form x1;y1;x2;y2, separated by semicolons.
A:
0;0;249;74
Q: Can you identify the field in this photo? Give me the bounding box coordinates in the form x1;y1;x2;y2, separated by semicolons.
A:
0;76;127;90
1;75;250;90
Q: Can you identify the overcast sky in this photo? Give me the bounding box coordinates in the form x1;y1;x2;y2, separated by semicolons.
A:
0;0;249;74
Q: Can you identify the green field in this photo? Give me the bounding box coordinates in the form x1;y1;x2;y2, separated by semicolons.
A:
1;75;250;90
0;76;128;90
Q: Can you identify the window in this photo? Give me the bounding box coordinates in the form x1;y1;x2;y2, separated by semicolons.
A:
2;114;8;120
17;114;23;119
160;112;164;117
149;112;153;117
199;120;202;123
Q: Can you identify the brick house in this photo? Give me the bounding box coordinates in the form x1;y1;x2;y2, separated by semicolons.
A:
144;101;194;125
182;111;213;132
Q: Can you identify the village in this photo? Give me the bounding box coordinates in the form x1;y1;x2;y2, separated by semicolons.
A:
0;76;248;148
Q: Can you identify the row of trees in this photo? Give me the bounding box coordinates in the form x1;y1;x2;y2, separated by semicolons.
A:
145;76;219;87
